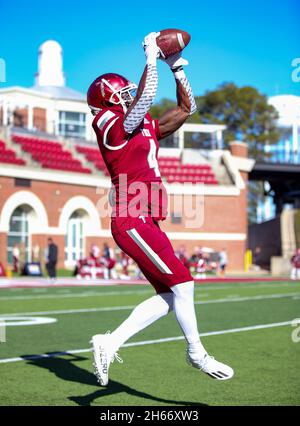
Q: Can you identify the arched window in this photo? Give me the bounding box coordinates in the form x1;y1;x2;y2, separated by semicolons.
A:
64;210;85;266
7;206;31;264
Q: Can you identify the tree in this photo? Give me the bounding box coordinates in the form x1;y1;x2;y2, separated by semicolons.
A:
150;98;176;119
195;82;279;159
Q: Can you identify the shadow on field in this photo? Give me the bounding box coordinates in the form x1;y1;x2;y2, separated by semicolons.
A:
21;353;207;406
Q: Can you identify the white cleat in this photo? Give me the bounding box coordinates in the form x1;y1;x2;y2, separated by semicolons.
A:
187;351;234;380
90;332;123;386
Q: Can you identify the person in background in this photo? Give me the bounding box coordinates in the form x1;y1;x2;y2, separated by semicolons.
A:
120;251;130;278
45;238;58;282
195;252;207;280
102;243;117;279
253;246;261;271
290;248;300;280
89;244;101;280
175;246;190;270
218;248;228;278
12;243;20;273
19;242;26;275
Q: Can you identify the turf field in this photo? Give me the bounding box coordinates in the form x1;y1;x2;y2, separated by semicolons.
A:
0;280;299;406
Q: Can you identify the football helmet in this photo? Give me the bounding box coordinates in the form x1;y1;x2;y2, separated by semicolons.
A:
87;73;137;115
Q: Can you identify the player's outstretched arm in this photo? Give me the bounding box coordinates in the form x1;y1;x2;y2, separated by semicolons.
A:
123;33;160;134
157;54;197;139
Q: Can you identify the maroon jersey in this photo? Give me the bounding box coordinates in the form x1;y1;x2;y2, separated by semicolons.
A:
92;107;167;220
291;254;300;268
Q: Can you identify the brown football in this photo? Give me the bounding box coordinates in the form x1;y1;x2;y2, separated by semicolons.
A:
156;29;191;59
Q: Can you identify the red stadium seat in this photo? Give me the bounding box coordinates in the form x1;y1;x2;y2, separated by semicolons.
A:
159;157;218;185
9;136;218;181
75;144;108;174
0;139;26;166
11;134;91;174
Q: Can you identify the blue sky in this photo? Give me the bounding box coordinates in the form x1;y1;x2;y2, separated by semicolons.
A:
0;0;299;101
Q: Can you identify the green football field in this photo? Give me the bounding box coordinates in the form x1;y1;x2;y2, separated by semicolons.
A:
0;280;300;406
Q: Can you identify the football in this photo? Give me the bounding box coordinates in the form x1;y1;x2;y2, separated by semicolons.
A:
156;29;191;59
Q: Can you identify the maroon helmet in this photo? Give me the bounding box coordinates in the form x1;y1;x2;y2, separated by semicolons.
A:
87;73;137;115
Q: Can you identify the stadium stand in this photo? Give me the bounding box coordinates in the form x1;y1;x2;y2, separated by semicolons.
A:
76;145;108;174
0;139;26;166
158;157;218;184
76;145;218;184
2;130;219;183
11;134;91;174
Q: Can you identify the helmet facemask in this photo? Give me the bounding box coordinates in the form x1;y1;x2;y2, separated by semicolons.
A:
110;84;137;113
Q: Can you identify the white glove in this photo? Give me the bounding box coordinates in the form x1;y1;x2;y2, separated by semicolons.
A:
160;52;189;70
142;32;160;65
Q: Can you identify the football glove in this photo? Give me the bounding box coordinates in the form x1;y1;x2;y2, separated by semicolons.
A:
160;52;189;70
142;32;160;65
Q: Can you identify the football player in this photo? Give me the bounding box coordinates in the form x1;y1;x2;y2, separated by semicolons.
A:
87;32;234;385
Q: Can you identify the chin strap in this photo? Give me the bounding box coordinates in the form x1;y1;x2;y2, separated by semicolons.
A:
123;63;158;133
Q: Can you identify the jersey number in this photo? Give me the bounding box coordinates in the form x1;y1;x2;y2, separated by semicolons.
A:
147;139;160;177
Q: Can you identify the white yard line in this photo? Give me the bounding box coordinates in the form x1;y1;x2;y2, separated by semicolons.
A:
0;282;298;301
0;292;299;317
0;320;294;364
0;289;152;301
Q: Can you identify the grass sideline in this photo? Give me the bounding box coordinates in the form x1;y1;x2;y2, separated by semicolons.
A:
0;280;299;406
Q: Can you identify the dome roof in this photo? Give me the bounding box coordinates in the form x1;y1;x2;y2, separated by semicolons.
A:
38;40;62;52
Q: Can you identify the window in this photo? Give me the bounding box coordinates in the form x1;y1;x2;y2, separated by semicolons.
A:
159;134;180;148
7;206;30;264
64;211;84;265
15;178;31;187
184;132;215;150
58;111;86;138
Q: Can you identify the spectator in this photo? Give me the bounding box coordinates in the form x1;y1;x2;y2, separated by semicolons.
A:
102;243;117;279
175;246;190;269
45;238;58;281
218;248;228;277
253;246;261;271
19;242;26;275
120;251;130;277
195;254;207;279
12;243;20;273
91;244;100;259
290;248;300;280
75;245;103;280
88;244;101;280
